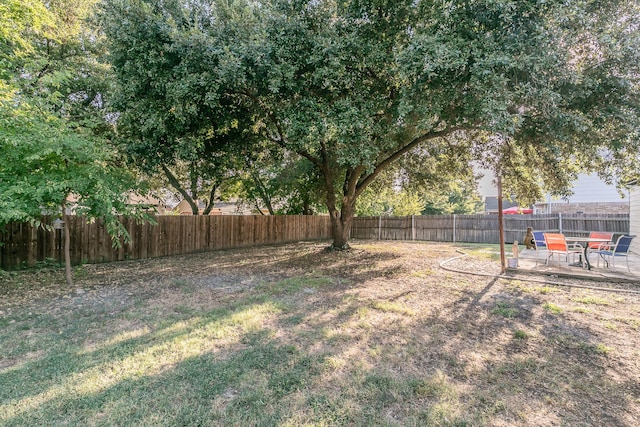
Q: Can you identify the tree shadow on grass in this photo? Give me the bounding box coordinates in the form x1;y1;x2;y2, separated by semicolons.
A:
2;333;323;426
0;244;420;426
3;242;638;425
414;274;640;425
2;290;402;426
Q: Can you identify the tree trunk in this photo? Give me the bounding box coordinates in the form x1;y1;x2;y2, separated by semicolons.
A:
328;199;355;249
302;198;312;215
251;173;275;215
319;159;357;249
190;162;198;200
62;201;73;287
187;198;199;215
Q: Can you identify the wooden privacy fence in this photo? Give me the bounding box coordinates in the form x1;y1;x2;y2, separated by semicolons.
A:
351;213;630;244
2;213;630;269
0;215;332;269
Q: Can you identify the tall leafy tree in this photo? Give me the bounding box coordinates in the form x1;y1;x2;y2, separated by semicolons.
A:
100;0;640;248
0;88;149;284
262;0;639;246
99;0;261;215
0;91;146;235
1;0;150;283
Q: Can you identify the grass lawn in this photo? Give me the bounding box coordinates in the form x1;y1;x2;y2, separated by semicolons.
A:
1;240;639;426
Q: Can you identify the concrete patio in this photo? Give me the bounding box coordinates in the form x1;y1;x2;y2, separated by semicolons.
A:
514;248;640;282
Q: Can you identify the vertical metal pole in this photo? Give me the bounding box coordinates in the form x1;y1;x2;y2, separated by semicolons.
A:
378;215;382;240
559;212;563;234
497;176;506;273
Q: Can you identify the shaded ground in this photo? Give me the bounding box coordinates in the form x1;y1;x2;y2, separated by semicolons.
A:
1;240;639;426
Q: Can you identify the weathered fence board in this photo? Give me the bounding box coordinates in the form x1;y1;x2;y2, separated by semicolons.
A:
1;215;332;269
351;213;630;244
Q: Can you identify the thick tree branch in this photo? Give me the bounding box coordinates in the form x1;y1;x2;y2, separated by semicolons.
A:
250;172;275;215
355;126;465;198
236;89;323;169
318;138;343;215
161;164;198;215
345;165;364;199
202;182;219;215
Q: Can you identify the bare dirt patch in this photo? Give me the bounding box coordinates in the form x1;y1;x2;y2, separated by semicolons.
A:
1;240;639;426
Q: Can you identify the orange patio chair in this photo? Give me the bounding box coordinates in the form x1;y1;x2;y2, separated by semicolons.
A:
543;233;583;267
585;231;613;260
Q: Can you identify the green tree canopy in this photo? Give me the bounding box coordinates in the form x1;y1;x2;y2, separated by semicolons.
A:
0;87;146;238
100;0;640;248
98;0;267;215
1;0;151;249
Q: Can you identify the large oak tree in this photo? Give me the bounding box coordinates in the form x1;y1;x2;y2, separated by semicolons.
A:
101;0;640;248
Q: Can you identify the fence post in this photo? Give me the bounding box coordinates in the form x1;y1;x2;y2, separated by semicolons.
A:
559;213;563;233
378;215;382;240
412;215;415;241
453;214;456;243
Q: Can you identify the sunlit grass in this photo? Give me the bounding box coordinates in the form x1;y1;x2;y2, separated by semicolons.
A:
573;295;612;305
411;269;435;278
0;302;281;425
536;286;561;295
256;276;334;295
457;244;502;261
543;302;563;314
612;317;640;329
602;321;617;330
323;356;347;371
594;343;613;355
371;300;416;316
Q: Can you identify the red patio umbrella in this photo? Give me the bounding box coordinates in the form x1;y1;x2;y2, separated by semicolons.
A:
502;206;533;214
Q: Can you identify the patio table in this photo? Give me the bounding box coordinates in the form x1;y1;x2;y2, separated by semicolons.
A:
564;236;612;270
